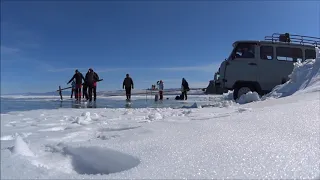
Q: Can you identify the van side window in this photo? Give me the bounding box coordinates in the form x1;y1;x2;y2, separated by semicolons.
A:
260;46;273;60
305;49;316;59
233;43;255;59
276;47;302;62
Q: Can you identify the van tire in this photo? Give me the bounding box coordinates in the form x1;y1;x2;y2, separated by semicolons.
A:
233;84;255;100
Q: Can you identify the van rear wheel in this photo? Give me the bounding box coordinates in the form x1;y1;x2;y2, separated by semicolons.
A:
233;84;255;100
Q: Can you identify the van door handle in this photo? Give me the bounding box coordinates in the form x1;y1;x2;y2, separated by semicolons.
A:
248;62;257;66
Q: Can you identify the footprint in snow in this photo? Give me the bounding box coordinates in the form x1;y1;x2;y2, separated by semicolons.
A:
98;126;141;132
96;134;120;140
237;108;252;113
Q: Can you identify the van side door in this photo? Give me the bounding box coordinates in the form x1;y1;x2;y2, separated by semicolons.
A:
224;42;258;89
258;46;303;92
257;45;278;91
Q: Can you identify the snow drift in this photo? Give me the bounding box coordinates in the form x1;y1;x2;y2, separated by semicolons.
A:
237;91;261;104
265;47;320;99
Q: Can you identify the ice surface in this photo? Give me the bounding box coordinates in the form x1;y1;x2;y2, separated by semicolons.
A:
1;95;220;113
1;90;319;179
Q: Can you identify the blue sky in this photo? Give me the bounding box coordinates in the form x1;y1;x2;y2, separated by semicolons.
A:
1;1;319;94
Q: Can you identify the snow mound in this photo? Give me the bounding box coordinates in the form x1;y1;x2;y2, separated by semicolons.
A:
91;113;100;120
223;90;234;100
147;112;163;120
265;47;320;98
237;91;261;104
73;112;92;125
81;112;90;117
12;136;35;157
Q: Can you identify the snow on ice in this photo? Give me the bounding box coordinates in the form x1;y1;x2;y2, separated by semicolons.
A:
237;91;261;104
1;48;320;179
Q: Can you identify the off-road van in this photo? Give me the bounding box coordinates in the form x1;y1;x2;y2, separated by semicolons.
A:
214;33;320;100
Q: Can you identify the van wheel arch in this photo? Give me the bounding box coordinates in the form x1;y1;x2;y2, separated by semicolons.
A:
232;81;262;100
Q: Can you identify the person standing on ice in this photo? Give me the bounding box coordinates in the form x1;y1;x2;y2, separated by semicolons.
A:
157;80;164;100
93;70;100;101
85;68;99;102
82;69;89;100
67;69;85;102
123;73;134;101
70;80;76;99
181;78;190;100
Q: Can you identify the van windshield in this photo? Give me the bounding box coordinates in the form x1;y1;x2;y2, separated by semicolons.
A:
229;42;256;60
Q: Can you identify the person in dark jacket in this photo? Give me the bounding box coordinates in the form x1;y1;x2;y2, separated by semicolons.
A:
92;70;99;101
123;74;134;101
181;78;189;100
85;68;99;102
82;81;88;100
67;69;85;101
82;69;89;100
71;80;76;99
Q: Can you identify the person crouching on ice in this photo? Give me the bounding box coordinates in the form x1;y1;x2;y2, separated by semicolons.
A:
67;69;85;102
157;80;164;100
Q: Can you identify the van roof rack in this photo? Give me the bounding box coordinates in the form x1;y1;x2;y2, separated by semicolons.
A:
264;33;320;47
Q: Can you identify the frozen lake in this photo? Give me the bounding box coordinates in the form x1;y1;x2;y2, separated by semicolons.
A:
0;94;226;113
1;47;319;179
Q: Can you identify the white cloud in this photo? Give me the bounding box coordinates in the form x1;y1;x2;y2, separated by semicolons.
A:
140;79;209;89
48;62;220;73
141;78;182;84
0;46;20;55
157;63;220;72
48;68;88;73
188;81;210;88
94;68;130;73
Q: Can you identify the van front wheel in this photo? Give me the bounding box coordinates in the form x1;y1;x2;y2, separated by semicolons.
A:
233;85;255;100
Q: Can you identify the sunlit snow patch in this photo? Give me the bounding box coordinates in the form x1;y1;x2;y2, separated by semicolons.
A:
1;132;32;141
